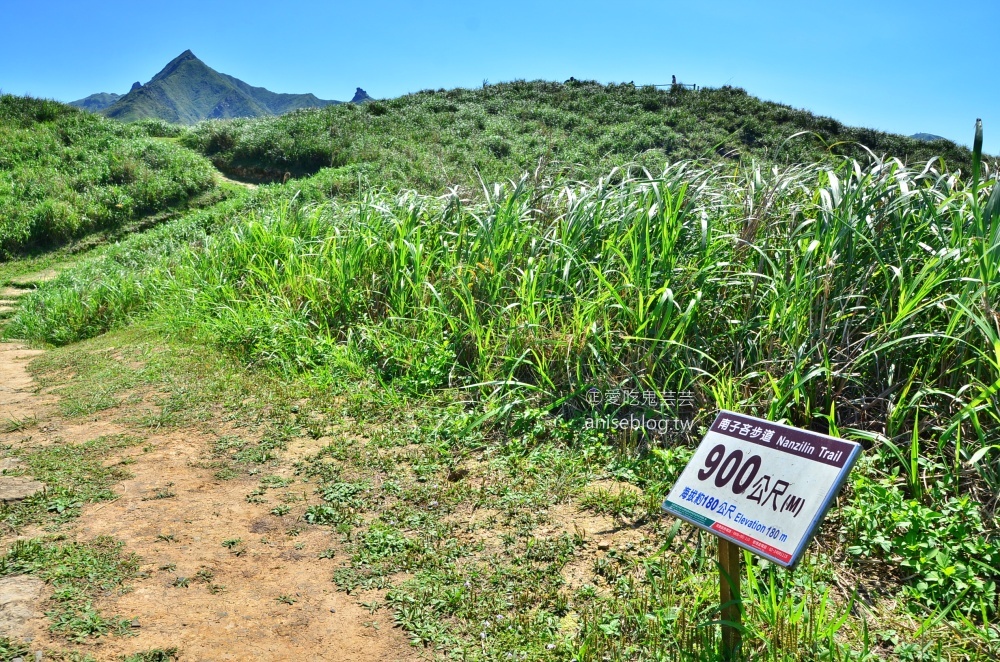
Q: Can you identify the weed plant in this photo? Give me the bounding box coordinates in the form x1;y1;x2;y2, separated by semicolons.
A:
0;537;139;643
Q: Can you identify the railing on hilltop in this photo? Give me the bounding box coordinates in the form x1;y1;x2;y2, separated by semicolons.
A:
651;82;699;90
563;76;700;91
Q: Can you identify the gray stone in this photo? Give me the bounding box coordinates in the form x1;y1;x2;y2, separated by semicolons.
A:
0;575;45;639
0;477;45;504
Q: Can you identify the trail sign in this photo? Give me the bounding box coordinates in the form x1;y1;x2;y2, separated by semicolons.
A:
662;410;861;568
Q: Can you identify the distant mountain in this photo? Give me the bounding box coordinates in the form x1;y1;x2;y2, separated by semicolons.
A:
911;132;948;142
351;87;373;103
97;50;342;124
69;92;122;112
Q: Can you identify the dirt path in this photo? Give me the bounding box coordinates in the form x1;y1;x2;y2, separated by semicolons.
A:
0;286;29;319
1;270;62;318
216;173;258;190
0;341;421;662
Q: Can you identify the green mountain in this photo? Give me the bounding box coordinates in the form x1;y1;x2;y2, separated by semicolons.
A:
100;50;341;124
911;132;948;142
68;92;122;112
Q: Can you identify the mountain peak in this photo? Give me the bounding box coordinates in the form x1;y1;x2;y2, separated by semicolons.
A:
100;51;341;124
911;132;947;143
147;49;208;86
167;49;200;67
351;87;372;103
68;92;122;112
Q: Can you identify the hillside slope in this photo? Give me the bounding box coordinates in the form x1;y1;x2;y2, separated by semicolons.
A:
3;81;999;660
6;136;999;659
350;87;372;103
0;95;217;256
102;50;340;124
182;79;980;188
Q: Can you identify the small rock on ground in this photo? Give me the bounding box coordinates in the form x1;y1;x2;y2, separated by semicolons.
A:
0;477;45;504
0;575;46;640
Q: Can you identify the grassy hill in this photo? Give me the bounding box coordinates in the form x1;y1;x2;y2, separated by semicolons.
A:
7;139;1000;658
102;50;340;124
0;95;217;256
181;79;979;189
1;87;998;660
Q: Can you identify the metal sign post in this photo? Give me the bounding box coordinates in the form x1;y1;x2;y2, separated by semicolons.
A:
662;410;861;658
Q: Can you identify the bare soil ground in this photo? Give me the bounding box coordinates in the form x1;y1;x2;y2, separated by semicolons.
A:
215;173;258;190
0;341;422;661
8;270;61;286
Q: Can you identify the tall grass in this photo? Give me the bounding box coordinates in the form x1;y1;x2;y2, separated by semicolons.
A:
161;157;996;438
8;151;1000;622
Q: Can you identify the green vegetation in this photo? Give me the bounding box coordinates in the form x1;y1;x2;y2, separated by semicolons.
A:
180;79;977;186
0;537;139;642
0;94;216;256
0;434;142;530
11;146;999;656
1;84;999;659
120;649;179;662
2;190;251;343
0;636;32;659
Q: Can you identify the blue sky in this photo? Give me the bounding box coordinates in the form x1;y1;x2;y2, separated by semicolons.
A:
1;0;997;153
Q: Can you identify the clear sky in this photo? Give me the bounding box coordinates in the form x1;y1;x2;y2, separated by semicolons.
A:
1;0;997;153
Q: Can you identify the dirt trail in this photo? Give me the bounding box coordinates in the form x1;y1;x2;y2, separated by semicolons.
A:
0;341;420;662
1;270;61;318
216;173;258;190
0;343;50;422
0;287;26;318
